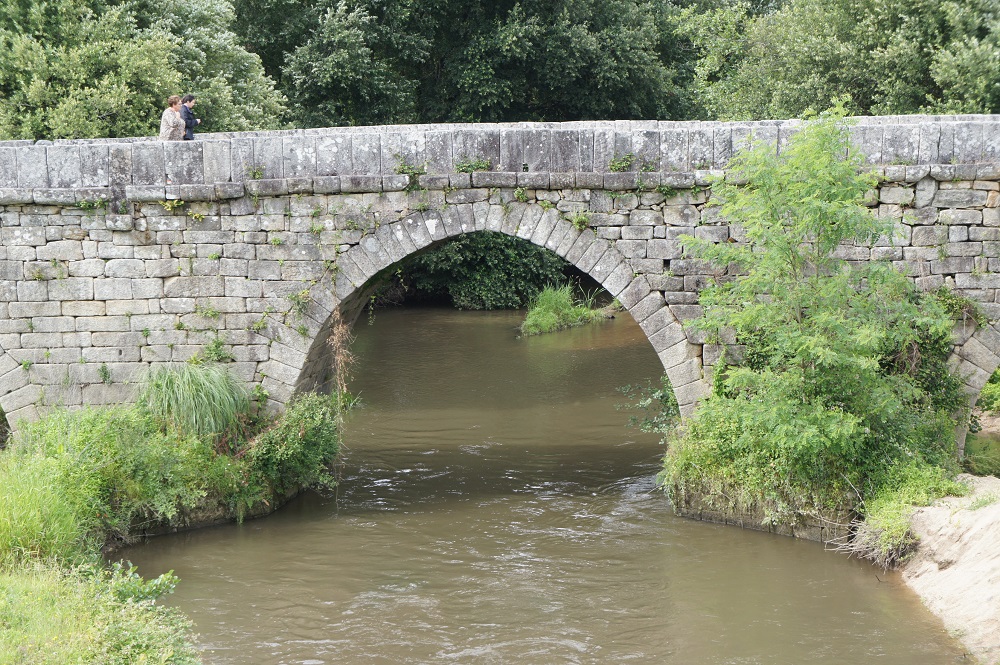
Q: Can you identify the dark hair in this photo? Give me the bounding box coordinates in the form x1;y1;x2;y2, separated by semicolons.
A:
181;94;196;104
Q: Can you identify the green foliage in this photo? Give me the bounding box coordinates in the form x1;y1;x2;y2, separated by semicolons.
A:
608;153;637;172
977;370;1000;412
243;394;341;497
661;107;967;556
400;231;570;310
619;375;680;434
677;0;1000;120
0;0;283;140
139;363;251;440
202;336;234;362
520;284;610;336
852;463;967;568
281;0;418;127
566;211;590;231
288;288;312;315
0;561;199;665
395;156;427;192
243;0;697;127
1;407;220;562
0;372;345;657
454;157;492;173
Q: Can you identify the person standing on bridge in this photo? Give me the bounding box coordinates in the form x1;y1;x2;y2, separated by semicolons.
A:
180;94;201;140
159;95;185;141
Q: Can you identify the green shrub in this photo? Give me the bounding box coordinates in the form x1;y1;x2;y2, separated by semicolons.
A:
520;285;608;336
4;407;221;560
139;363;252;439
978;369;1000;412
244;394;341;497
849;463;967;568
661;106;967;563
0;561;199;665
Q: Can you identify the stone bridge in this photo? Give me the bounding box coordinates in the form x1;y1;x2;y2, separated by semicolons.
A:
2;116;1000;429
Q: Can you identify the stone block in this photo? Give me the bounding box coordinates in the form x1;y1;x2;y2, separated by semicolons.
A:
879;186;914;206
911;226;948;246
16;146;48;188
939;209;982;225
662;205;699;227
932;190;988;208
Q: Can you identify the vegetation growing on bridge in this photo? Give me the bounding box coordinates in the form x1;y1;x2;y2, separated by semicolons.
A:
0;363;344;663
657;107;971;567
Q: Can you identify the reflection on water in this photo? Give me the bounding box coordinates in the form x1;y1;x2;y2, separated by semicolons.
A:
120;308;963;664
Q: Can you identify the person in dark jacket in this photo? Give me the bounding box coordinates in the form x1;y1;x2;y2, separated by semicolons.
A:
180;94;201;140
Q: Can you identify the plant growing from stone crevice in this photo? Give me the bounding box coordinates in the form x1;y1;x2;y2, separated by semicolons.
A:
394;155;428;192
454;156;491;173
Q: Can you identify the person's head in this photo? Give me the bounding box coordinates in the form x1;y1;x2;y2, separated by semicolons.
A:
167;95;182;110
181;94;196;108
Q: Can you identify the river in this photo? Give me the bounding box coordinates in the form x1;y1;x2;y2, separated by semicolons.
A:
120;308;964;664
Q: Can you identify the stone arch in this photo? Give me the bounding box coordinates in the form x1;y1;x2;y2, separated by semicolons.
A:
947;321;1000;453
291;202;710;418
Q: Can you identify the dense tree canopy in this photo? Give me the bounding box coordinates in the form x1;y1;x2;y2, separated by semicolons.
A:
677;0;1000;119
0;0;283;139
5;0;1000;140
269;0;697;127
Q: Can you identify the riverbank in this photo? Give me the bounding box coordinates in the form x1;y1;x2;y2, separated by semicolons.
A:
902;473;1000;665
0;367;344;664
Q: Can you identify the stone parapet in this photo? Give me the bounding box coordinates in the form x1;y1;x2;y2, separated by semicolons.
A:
1;117;999;191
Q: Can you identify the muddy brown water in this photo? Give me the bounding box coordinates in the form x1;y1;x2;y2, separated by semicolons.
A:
120;308;964;664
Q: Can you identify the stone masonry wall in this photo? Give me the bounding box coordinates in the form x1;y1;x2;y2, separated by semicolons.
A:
1;117;1000;429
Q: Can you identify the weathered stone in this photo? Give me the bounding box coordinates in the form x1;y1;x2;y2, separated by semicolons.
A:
933;190;989;208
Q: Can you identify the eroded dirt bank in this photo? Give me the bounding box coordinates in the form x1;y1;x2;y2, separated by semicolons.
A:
903;474;1000;665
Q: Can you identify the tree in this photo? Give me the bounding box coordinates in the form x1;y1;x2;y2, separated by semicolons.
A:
282;1;419;127
0;0;283;140
678;0;1000;119
0;0;179;139
399;232;570;310
662;105;967;531
151;0;286;133
238;0;700;128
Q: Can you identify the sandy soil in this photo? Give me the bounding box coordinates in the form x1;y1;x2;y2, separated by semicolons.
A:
903;473;1000;665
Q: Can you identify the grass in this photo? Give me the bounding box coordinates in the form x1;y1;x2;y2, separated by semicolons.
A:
969;493;999;511
4;406;221;560
844;463;967;569
139;362;251;440
0;363;348;660
520;285;612;336
964;431;1000;477
0;561;199;665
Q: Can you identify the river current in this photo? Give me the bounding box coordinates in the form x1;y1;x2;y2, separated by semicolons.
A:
121;308;963;664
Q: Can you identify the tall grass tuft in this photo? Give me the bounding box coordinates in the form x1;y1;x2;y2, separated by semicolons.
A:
520;284;610;336
140;362;252;439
